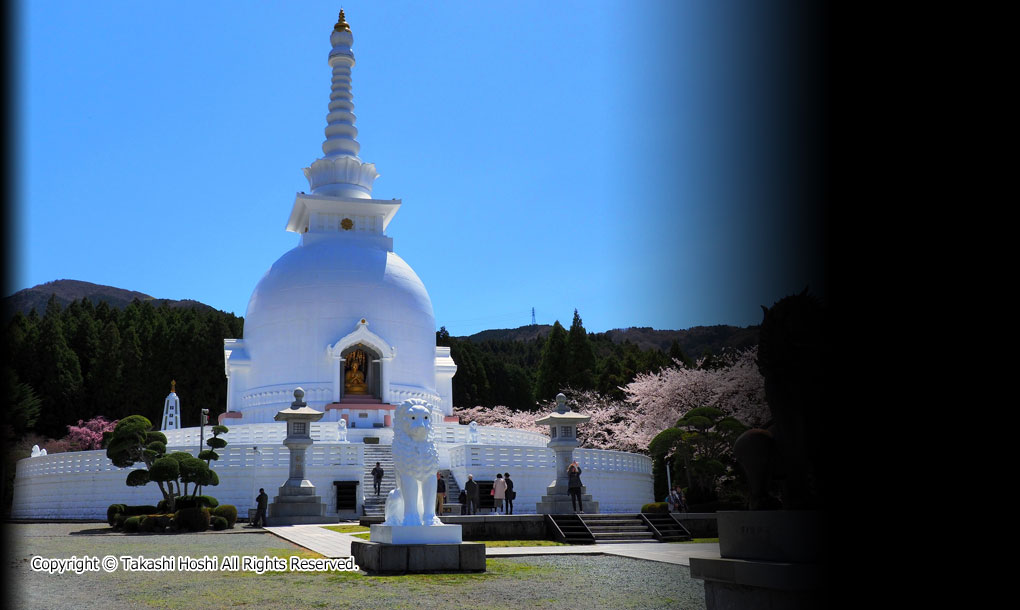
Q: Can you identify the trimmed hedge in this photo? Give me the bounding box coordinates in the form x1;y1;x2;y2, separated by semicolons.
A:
212;505;238;528
641;502;670;513
175;495;219;509
123;516;142;533
108;504;127;525
175;507;211;532
109;504;159;528
211;516;229;531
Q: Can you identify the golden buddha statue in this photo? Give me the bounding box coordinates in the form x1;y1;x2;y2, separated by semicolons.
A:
345;361;368;394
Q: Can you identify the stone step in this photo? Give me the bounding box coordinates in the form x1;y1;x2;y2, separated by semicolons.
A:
584;519;644;525
593;532;656;540
588;525;649;532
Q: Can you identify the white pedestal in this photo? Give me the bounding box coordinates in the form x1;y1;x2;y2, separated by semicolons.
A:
370;524;462;544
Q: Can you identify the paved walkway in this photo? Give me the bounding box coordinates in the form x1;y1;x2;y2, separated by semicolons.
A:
264;523;721;567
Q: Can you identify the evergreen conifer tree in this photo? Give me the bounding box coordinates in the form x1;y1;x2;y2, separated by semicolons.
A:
535;320;569;400
566;309;596;390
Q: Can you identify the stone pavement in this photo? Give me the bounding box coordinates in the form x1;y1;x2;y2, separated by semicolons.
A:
264;523;721;567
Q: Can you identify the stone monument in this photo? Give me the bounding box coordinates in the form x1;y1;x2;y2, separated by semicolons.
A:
535;393;599;514
267;387;329;524
351;398;483;573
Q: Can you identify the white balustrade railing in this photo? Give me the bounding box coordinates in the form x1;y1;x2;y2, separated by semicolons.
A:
436;424;548;447
574;448;653;474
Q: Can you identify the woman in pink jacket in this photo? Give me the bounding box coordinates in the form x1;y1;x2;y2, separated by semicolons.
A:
492;473;508;514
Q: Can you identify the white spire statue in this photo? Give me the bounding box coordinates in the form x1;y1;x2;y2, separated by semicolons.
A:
161;380;181;431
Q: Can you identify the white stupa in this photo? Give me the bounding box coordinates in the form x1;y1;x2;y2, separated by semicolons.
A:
12;12;653;521
161;380;181;431
222;9;455;427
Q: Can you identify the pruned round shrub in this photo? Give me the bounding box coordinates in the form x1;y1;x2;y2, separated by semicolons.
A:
138;515;156;533
107;504;127;526
212;504;237;528
125;469;150;487
123;516;142;533
211;515;228;531
176;495;219;509
641;502;669;513
175;507;210;531
123;505;159;516
206;437;227;450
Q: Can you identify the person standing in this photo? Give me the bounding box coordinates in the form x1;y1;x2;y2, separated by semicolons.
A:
458;489;468;515
465;474;479;515
371;462;384;495
504;472;515;515
567;460;584;513
436;471;447;515
254;488;269;527
668;485;687;513
493;473;507;515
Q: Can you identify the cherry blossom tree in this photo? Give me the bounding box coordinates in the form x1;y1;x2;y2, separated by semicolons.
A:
623;347;767;433
452;347;766;461
65;416;119;451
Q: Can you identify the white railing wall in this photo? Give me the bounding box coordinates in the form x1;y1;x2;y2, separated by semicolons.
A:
12;426;653;518
12;443;365;521
446;445;654;514
435;424;548;447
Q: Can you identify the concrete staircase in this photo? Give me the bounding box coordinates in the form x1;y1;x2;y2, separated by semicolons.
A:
546;514;596;544
547;513;693;544
362;445;395;517
580;514;657;543
439;469;460;499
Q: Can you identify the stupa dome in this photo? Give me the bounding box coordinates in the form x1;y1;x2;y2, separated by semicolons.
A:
236;236;437;422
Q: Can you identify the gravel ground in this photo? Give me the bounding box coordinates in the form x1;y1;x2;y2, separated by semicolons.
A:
5;523;706;610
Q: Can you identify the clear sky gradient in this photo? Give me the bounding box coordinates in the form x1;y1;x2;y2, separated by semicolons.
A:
10;1;827;336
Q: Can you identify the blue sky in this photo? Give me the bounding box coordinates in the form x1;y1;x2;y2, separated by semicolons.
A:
11;1;826;336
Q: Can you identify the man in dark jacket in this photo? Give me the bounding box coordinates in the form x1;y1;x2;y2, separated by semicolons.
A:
464;474;479;515
254;488;269;527
436;471;447;514
568;461;584;513
504;472;515;515
371;462;384;495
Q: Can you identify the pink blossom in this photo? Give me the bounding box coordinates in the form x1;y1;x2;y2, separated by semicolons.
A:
65;416;119;451
451;347;766;457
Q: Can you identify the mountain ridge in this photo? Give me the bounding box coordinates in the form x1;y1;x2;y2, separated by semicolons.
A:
4;279;216;316
6;279;758;356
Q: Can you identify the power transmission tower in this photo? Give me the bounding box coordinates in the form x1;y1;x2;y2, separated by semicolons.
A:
531;307;536;325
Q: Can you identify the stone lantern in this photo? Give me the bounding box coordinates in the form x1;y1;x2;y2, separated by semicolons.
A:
268;387;328;524
535;393;599;514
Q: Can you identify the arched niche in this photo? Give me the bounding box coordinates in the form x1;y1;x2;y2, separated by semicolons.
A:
326;318;396;403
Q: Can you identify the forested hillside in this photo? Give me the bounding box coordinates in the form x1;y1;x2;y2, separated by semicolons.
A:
3;282;756;440
441;310;758;410
4;296;243;439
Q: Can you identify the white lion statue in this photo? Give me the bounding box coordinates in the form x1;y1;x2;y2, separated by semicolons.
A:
383;398;441;526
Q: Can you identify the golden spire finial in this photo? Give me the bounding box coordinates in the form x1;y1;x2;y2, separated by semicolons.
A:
171;379;176;393
334;9;351;33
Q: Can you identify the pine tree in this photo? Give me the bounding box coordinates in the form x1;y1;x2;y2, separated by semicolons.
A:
668;339;694;368
35;302;84;437
566;309;596;390
90;321;124;418
535;321;569;400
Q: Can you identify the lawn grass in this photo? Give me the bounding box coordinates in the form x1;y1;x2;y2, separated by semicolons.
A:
11;523;706;609
322;524;371;534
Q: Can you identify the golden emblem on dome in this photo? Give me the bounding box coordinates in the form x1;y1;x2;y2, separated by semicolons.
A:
341;218;354;230
334;10;351;33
